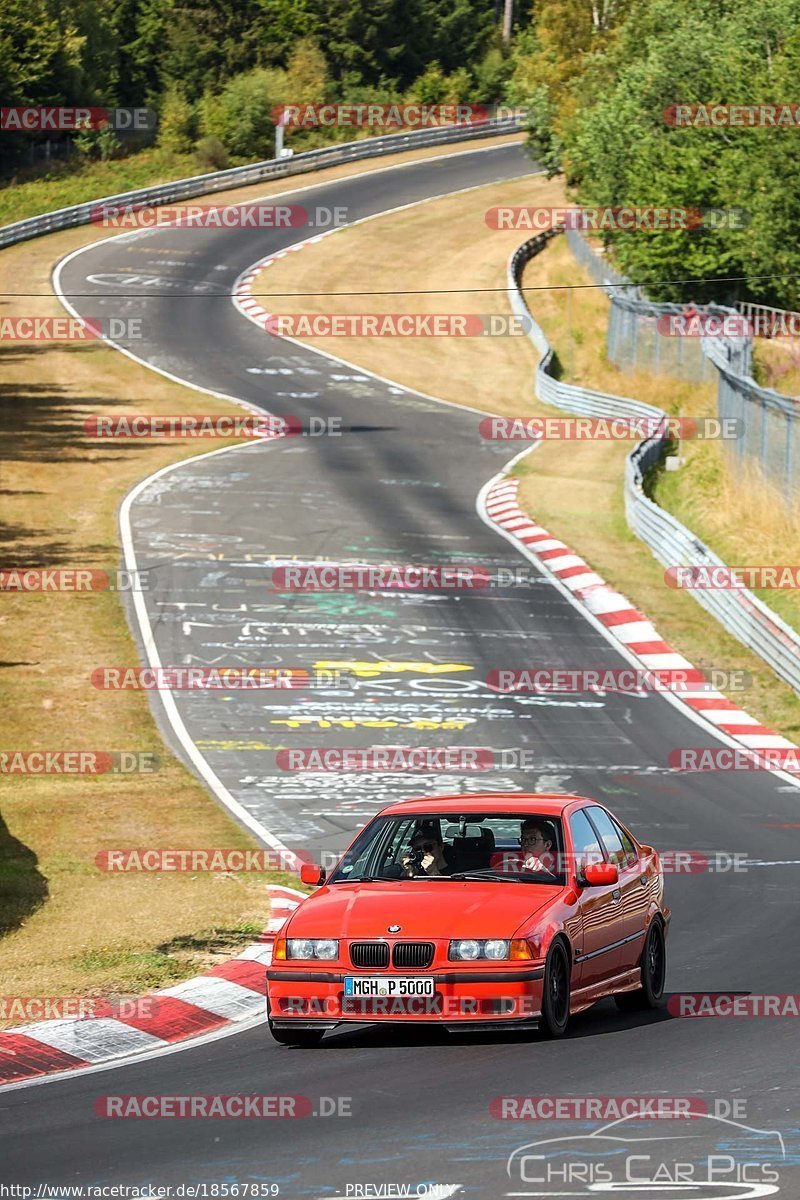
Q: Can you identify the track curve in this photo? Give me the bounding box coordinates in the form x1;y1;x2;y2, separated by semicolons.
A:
3;141;798;1198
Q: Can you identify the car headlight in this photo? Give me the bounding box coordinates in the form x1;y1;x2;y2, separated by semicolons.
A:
449;938;511;961
450;939;482;961
483;939;511;960
286;938;339;960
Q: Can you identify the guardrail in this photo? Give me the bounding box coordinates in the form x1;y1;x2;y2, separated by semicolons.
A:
702;331;799;496
564;231;800;500
738;299;800;331
563;228;729;384
0;117;522;250
509;230;800;694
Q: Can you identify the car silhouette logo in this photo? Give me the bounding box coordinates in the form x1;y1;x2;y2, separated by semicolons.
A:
506;1113;786;1198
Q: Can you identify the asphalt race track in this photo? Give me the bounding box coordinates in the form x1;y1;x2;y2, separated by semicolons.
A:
2;141;798;1197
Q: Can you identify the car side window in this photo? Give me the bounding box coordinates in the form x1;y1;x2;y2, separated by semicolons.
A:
385;820;418;868
569;809;605;874
587;807;627;867
337;818;411;879
611;818;638;868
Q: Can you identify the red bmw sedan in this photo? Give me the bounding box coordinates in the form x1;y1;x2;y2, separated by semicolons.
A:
266;793;670;1045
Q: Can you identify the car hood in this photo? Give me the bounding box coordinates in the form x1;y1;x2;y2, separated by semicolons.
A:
283;881;558;940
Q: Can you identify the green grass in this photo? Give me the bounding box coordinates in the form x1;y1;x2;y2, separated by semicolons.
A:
0;147;199;226
652;438;800;635
72;920;269;992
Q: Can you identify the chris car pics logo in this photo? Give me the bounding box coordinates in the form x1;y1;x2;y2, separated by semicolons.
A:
505;1113;785;1197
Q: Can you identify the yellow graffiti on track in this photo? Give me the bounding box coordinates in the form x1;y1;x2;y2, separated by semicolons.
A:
269;717;474;730
312;660;473;678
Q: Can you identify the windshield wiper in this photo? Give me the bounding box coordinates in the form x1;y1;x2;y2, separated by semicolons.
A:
333;874;392;883
446;871;526;883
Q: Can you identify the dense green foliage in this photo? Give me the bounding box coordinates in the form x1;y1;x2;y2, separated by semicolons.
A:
0;0;513;172
4;0;796;309
509;0;800;307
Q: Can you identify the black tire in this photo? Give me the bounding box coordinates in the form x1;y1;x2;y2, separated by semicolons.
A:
268;1022;325;1047
615;919;666;1012
539;939;571;1037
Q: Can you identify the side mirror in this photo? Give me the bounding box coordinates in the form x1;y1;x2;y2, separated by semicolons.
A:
300;863;326;886
581;862;619;887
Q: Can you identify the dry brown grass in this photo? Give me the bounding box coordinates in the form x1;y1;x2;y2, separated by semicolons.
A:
0;267;290;1006
752;337;800;396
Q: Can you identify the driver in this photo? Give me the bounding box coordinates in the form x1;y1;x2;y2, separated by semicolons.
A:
401;823;452;877
520;819;557;874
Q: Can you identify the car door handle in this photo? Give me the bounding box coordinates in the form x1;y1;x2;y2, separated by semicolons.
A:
611;888;622;902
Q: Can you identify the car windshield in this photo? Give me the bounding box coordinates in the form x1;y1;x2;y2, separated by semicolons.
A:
327;812;566;885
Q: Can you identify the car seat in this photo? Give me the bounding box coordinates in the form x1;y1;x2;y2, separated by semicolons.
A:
450;827;496;872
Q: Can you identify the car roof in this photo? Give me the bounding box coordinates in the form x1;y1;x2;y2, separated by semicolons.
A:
376;793;591;818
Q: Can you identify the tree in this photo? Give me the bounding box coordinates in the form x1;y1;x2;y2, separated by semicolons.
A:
157;84;196;153
284;36;328;103
200;67;287;159
505;0;800;305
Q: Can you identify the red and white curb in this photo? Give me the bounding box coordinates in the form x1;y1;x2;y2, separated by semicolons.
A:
0;884;306;1087
232;231;337;330
484;475;799;758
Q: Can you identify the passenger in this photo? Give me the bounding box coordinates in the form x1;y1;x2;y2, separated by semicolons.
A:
401;824;452;877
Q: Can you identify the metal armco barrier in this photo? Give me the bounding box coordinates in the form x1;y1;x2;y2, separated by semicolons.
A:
564;228;798;502
703;333;799;498
509;230;800;694
0;118;522;250
564;228;725;384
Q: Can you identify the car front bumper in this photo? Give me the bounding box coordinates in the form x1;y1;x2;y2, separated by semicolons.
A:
266;965;546;1027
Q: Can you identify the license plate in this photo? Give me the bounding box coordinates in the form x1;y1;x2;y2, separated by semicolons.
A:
344;976;435;997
